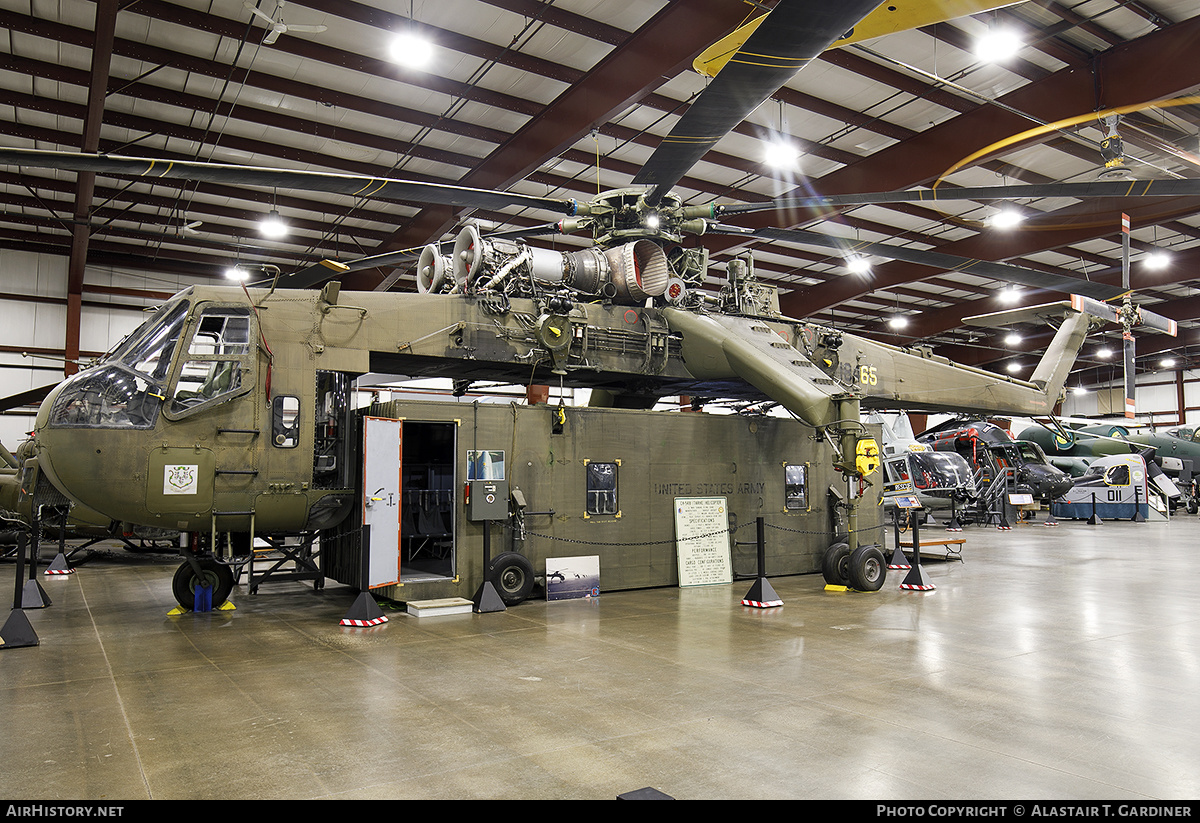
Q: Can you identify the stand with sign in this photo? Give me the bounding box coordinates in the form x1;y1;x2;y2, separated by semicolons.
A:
674;497;732;588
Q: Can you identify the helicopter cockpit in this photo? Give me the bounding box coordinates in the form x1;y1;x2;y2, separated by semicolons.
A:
43;292;255;431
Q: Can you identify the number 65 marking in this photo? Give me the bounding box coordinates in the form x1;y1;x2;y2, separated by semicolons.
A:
859;365;878;386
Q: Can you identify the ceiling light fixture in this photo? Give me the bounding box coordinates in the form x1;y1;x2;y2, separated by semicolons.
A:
1000;286;1021;304
260;208;288;239
225;265;249;281
991;208;1024;229
1143;250;1170;270
845;255;871;275
389;30;434;68
976;25;1021;63
1160;357;1177;368
1004;332;1021;346
1006;361;1021;374
1096;347;1113;359
888;316;908;330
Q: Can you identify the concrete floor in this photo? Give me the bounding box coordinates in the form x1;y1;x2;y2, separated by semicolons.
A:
2;516;1199;801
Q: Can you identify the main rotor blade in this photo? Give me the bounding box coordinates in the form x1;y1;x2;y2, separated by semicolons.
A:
708;223;1127;300
632;0;882;207
718;179;1200;215
0;148;580;215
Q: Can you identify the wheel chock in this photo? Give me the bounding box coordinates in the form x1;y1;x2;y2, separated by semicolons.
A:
0;609;39;649
21;579;51;609
887;545;911;570
823;584;849;592
741;576;782;608
193;582;213;613
899;564;936;591
340;591;389;627
43;552;74;575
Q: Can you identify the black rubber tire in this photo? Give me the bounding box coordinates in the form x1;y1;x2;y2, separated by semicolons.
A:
821;542;851;586
172;558;235;610
488;551;535;606
848;544;886;592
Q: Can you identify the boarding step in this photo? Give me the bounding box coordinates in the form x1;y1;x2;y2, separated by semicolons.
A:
406;597;473;618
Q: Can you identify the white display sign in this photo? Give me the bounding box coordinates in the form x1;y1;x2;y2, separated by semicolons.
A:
163;465;199;495
674;496;732;588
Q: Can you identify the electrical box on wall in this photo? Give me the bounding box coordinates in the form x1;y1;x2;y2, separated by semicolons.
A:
466;449;508;521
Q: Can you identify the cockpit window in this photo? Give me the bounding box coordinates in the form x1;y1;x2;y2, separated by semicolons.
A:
166;305;254;419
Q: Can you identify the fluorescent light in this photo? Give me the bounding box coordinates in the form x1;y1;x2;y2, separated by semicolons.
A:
390;31;434;68
976;27;1021;62
259;208;288;239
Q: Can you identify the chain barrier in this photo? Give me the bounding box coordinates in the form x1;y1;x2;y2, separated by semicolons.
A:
499;518;887;548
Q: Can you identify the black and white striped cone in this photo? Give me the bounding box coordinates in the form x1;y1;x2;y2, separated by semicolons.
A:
741;576;782;608
43;552;74;575
340;591;389;627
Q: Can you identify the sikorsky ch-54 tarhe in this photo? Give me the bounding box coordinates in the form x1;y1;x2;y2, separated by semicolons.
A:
0;0;1188;610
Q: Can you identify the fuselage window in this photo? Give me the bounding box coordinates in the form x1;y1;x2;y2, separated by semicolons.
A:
272;395;300;448
784;463;808;510
586;462;618;515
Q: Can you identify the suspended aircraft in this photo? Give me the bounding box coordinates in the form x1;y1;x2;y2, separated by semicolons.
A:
0;0;1191;609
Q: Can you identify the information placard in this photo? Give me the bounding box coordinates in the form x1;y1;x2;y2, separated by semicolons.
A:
674;496;732;587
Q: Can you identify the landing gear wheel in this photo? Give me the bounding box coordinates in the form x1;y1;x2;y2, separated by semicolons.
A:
821;542;851;586
172;558;235;610
488;552;535;606
847;545;886;592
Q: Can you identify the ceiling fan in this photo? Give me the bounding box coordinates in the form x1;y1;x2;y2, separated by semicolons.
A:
244;0;328;46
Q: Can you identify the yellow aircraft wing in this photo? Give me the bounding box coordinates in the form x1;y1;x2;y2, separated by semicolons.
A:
694;0;1024;78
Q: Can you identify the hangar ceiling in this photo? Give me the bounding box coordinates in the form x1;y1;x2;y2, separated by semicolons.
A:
2;0;1200;390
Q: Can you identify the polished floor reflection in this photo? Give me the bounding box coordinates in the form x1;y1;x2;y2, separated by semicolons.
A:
2;517;1198;800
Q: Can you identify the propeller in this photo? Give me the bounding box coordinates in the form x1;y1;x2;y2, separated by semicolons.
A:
245;1;327;46
631;0;883;207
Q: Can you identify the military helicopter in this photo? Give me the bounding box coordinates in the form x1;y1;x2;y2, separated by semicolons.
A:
0;0;1190;609
869;413;980;517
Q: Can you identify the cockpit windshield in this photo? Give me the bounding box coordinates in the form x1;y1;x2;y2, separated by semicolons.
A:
106;297;190;380
47;295;191;430
910;451;974;490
